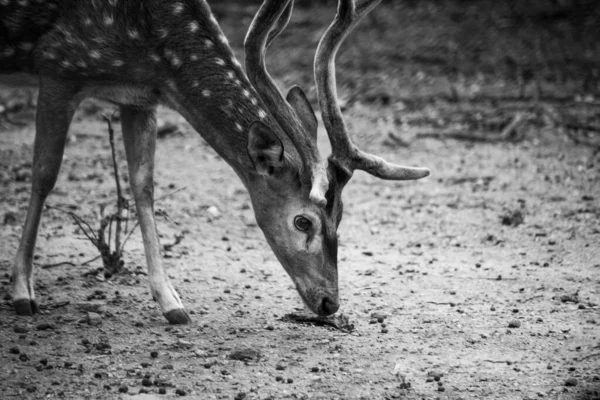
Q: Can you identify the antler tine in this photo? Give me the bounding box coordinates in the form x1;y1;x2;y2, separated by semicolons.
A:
315;0;430;181
245;0;329;206
266;1;293;49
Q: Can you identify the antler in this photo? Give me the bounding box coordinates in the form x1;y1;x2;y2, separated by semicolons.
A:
245;0;329;206
315;0;430;188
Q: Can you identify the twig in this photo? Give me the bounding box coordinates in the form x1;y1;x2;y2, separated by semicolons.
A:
578;353;600;362
499;112;528;141
522;294;544;302
41;261;76;269
103;114;125;256
119;221;140;253
155;186;188;202
81;255;101;266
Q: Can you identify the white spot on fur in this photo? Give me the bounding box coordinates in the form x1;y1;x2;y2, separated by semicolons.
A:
190;54;198;61
226;71;235;80
250;97;258;106
234;79;241;86
127;29;140;39
42;51;56;59
231;58;241;68
202;89;211;97
76;60;87;68
258;109;267;119
112;60;124;67
204;39;213;49
170;55;181;67
60;60;72;68
172;3;184;15
18;42;33;51
235;123;243;132
108;0;118;6
219;34;228;44
166;79;177;90
188;21;199;33
150;53;160;62
103;14;114;26
214;58;225;66
158;28;168;39
242;89;250;98
84;18;92;26
89;50;101;59
191;80;199;88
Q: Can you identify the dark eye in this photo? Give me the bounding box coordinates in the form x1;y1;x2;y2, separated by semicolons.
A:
294;216;311;232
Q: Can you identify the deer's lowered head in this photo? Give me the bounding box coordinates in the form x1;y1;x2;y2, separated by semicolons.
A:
243;0;429;316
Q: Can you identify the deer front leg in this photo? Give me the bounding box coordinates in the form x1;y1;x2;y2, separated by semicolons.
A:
120;105;191;325
13;77;79;316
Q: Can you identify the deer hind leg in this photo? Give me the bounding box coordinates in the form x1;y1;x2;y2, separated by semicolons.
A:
120;105;191;325
13;77;79;316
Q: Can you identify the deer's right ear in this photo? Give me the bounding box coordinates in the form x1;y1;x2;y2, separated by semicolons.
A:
286;86;317;141
248;121;284;176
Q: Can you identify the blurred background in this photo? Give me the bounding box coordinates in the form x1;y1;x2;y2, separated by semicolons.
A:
211;0;600;104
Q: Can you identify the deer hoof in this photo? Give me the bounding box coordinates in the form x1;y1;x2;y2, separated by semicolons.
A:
14;299;39;316
164;308;192;325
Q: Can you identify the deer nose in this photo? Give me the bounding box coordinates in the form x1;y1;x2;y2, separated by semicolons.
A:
319;296;339;316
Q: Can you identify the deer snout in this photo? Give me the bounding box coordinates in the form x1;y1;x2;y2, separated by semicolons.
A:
316;295;339;316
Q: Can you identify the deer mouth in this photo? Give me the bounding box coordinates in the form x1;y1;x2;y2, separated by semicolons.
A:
295;283;339;317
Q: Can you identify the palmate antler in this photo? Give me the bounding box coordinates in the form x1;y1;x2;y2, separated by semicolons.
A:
314;0;430;198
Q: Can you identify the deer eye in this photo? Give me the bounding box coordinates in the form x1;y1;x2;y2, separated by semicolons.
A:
294;216;311;232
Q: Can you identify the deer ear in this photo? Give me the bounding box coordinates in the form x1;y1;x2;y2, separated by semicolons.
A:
248;121;284;176
286;85;317;141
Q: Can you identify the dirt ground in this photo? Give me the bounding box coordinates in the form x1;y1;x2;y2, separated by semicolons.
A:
1;2;600;399
1;90;599;400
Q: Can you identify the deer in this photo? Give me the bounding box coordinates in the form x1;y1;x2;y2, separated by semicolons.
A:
2;0;429;325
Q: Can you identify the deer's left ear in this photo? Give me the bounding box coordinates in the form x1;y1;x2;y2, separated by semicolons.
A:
247;121;284;176
286;85;317;141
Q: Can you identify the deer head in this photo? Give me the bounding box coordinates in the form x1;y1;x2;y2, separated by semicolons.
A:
244;0;429;316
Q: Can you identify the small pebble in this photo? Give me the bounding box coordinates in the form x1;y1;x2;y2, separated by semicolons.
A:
159;387;167;394
36;323;52;330
381;328;389;334
287;378;293;384
150;351;159;358
311;366;320;373
276;363;286;371
564;378;577;387
13;325;28;334
118;386;128;393
275;376;283;382
142;378;152;387
508;320;521;328
175;388;187;396
87;312;102;326
9;347;20;354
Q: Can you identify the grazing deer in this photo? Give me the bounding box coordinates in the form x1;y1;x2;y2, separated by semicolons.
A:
2;0;429;324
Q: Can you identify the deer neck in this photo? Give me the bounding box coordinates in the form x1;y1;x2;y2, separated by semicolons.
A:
152;7;289;183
